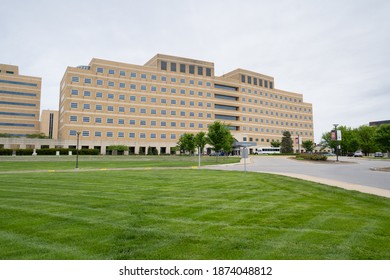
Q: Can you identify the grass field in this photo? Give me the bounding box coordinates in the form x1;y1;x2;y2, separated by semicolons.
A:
0;155;240;171
0;157;389;260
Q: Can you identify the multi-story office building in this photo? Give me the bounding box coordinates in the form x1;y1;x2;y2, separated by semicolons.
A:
58;54;313;154
0;64;41;136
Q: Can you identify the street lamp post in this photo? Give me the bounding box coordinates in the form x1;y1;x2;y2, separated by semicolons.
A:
76;131;81;169
333;124;339;162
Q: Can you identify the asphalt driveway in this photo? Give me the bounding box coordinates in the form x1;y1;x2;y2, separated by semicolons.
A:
204;156;390;197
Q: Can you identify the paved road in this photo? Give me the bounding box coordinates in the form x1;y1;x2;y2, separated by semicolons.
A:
204;156;390;197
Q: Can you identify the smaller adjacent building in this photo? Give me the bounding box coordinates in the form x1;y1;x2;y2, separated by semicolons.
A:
0;64;41;136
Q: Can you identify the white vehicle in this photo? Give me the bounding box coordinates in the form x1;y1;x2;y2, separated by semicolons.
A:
253;147;281;155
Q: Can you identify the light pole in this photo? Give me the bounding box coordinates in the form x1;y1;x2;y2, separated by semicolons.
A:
76;131;81;169
333;124;339;162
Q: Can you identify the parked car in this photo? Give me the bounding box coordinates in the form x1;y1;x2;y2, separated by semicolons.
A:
346;152;355;157
374;152;384;157
323;152;336;156
353;151;363;157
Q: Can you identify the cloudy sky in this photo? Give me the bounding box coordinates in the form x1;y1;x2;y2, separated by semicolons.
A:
1;0;389;142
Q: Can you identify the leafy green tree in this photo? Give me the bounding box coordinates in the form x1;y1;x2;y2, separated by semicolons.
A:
177;133;195;155
194;131;207;155
280;131;293;153
356;125;378;155
207;121;234;156
320;131;337;151
374;124;390;155
302;140;315;152
271;140;281;147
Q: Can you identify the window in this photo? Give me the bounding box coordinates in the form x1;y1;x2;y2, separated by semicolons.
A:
96;92;103;98
69;130;77;136
161;61;167;70
84;78;92;84
70;116;77;121
189;65;195;74
82;131;89;137
95;117;102;123
119;94;125;100
118;107;125;112
129;120;136;125
108;81;114;87
130;84;136;90
129;133;135;138
83;104;90;110
171;62;176;72
107;132;113;137
130;72;137;78
141;73;147;79
107;106;114;111
198;66;203;75
95;131;102;137
108;69;115;75
108;93;114;99
83;91;91;97
96;104;102;110
140;133;146;139
120;70;125;76
119;82;125;88
180;64;186;73
71;76;79;82
107;118;113;124
206;68;211;77
241;75;245;83
71;89;78;95
118;132;124;138
97;67;104;73
82;117;90;123
140;120;146;126
118;119;124;125
141;97;147;102
97;80;103;86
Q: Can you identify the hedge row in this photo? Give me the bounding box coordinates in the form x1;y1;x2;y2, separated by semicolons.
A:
0;148;99;156
296;153;328;161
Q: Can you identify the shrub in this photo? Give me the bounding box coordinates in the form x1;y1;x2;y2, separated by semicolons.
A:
296;153;328;161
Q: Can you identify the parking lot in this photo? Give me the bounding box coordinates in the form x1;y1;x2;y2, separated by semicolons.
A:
204;156;390;198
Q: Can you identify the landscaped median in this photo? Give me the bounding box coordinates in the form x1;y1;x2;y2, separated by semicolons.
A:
295;153;328;161
0;157;389;260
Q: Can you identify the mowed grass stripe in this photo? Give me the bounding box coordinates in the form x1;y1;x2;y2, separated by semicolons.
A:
0;169;389;259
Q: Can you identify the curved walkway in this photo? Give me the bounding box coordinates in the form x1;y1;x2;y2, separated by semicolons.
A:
203;156;390;198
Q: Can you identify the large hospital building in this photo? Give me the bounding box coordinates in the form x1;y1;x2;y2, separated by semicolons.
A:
1;54;313;154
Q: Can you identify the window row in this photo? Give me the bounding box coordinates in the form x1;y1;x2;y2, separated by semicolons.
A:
240;88;303;103
70;88;212;98
160;61;212;77
70;130;179;140
69;116;208;128
240;75;273;89
69;101;212;110
72;75;212;87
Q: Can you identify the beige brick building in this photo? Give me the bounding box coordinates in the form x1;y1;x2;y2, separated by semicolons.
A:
40;110;59;139
58;54;313;154
0;64;41;136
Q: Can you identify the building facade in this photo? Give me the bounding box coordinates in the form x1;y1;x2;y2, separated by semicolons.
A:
0;64;41;136
40;110;59;139
58;54;313;154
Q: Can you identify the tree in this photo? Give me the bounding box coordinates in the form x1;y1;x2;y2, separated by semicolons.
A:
280;131;293;153
207;121;234;156
374;124;390;155
271;140;281;147
356;125;378;155
194;131;207;155
302;140;315;152
177;133;195;155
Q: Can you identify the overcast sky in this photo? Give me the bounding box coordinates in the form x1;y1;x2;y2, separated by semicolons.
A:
1;0;389;142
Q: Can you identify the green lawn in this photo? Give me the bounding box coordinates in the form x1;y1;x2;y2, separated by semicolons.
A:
0;155;240;171
0;165;389;260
